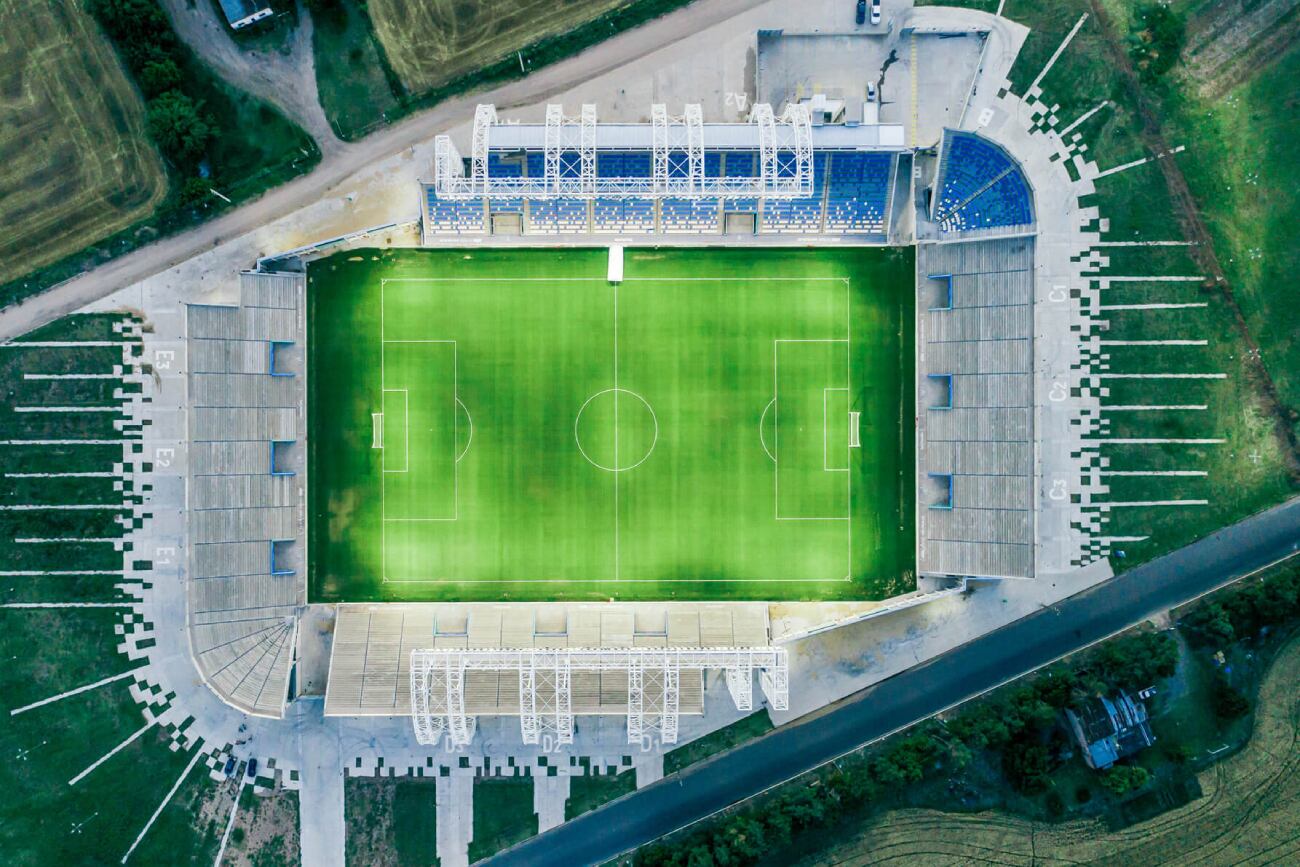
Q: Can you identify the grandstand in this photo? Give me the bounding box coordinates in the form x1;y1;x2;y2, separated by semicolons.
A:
422;103;907;240
931;129;1034;235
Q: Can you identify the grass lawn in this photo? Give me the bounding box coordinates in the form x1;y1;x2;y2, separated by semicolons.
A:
565;771;636;821
311;0;403;140
469;777;536;863
663;711;774;775
308;247;915;602
393;779;439;866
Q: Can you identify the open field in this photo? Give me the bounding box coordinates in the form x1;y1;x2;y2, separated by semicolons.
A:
308;247;915;602
0;0;167;288
367;0;631;94
471;777;537;863
921;0;1297;564
790;632;1300;866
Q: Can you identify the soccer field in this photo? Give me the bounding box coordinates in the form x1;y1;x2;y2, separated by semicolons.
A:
308;247;914;601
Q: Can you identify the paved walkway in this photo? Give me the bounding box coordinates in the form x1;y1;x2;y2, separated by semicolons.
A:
486;495;1300;866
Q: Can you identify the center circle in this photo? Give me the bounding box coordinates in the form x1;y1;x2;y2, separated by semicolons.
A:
574;388;658;472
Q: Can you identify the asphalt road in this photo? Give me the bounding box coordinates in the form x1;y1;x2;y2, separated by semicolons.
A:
487;495;1300;867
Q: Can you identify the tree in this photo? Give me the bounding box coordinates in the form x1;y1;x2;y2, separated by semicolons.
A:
1211;674;1250;721
1127;3;1186;83
1002;739;1051;794
139;58;183;97
1102;765;1149;796
1183;601;1235;647
1090;631;1178;693
147;91;213;165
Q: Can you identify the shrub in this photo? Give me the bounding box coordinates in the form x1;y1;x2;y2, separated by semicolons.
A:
1127;3;1186;83
1045;789;1065;817
1211;674;1250;721
1102;764;1149;796
146;91;213;166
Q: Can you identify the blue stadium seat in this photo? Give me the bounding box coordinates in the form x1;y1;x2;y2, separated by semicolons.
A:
487;154;524;215
722;152;759;213
593;153;654;231
824;152;893;234
425;188;485;234
762;153;827;233
935;132;1034;233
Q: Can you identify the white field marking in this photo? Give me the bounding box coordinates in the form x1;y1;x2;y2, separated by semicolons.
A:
121;748;203;864
1101;438;1225;444
4;472;116;478
23;373;118;380
773;338;852;522
1092;241;1194;247
1099;340;1207;346
0;602;133;608
379;274;857;585
380;390;408;473
13;406;119;413
1099;303;1207;311
1029;13;1088;95
759;399;776;462
15;537;120;543
1060;100;1110;135
848;411;861;448
380;277;846;283
11;670;135;716
1096;373;1226;379
1101;405;1208;411
0;570;121;577
69;718;157;786
1097;535;1149;542
381;575;853;584
1094;145;1186;178
573;388;660;473
1095;500;1209;507
456;399;474;462
0;341;120;348
1099;275;1204;282
213;782;243;867
0;505;124;511
371;412;383;449
823;388;850;471
1099;471;1207;477
0;440;125;445
612;280;619;581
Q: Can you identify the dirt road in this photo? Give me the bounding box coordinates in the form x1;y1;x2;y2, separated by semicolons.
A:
0;0;768;343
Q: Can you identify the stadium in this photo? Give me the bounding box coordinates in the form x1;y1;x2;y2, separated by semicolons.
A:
184;94;1037;748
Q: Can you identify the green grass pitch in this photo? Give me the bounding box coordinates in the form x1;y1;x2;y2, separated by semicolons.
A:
308;247;914;601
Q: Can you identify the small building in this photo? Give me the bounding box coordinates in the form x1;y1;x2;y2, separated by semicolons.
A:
1066;691;1156;770
218;0;273;30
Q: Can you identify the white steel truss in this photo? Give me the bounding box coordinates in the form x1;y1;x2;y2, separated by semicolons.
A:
430;103;814;200
410;647;789;747
651;104;706;196
470;104;498;194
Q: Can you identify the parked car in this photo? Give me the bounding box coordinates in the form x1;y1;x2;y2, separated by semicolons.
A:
223;756;236;777
871;0;882;25
246;757;258;780
856;0;866;25
867;82;878;102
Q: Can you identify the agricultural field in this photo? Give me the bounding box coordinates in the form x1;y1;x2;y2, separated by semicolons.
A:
366;0;631;94
0;0;167;288
791;631;1300;866
308;247;916;602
